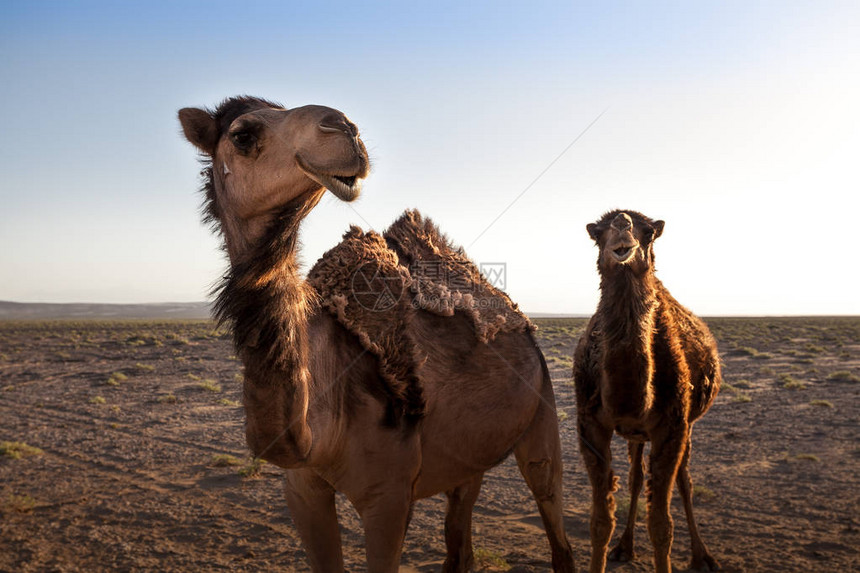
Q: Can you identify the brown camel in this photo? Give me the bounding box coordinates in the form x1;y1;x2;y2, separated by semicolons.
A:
573;210;721;573
178;96;575;573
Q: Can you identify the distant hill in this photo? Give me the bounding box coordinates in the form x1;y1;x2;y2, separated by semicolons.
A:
0;301;212;320
527;312;589;319
0;301;589;321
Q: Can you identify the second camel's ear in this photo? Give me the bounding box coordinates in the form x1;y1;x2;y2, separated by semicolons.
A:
652;220;665;239
586;223;603;242
178;107;219;155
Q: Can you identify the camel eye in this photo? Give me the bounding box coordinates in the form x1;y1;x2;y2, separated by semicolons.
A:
229;130;257;153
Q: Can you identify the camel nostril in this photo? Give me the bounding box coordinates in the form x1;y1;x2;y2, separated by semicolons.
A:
318;123;346;134
612;213;633;231
318;120;359;139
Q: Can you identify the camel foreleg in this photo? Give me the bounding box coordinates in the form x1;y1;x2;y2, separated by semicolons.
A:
354;489;414;573
579;417;615;573
284;469;344;573
646;424;687;573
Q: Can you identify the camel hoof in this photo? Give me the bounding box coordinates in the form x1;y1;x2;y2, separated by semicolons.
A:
608;543;634;562
690;554;720;571
442;554;474;573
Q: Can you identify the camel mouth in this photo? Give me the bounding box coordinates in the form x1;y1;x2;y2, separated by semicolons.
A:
610;244;637;262
296;156;365;202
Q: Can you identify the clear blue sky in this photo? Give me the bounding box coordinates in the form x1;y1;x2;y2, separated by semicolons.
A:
1;1;858;315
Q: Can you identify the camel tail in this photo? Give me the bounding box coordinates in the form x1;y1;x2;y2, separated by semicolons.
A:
533;336;555;397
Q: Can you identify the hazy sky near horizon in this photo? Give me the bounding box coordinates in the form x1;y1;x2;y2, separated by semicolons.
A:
1;1;858;315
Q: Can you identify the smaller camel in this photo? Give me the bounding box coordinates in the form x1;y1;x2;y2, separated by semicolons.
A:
574;210;721;573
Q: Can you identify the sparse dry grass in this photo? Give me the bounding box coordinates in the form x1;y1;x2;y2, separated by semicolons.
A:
473;547;511;571
827;370;859;383
780;374;806;390
197;379;222;393
106;371;127;386
0;441;44;459
238;458;265;478
5;494;36;513
693;484;717;502
211;454;243;467
156;393;178;404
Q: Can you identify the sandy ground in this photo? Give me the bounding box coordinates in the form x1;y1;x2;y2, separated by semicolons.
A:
1;317;858;572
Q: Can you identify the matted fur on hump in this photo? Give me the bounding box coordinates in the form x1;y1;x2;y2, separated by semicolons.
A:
384;209;533;343
306;210;532;425
307;226;424;425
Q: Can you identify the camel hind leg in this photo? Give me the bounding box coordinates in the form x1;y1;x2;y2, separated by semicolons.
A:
608;440;645;563
513;371;576;573
676;437;720;571
442;473;484;573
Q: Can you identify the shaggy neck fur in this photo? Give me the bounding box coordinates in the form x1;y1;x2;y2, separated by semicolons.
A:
597;264;658;421
213;191;323;466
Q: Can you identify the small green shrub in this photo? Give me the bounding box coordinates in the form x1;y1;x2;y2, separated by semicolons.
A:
827;371;859;383
90;396;106;405
734;393;752;403
809;399;833;408
692;485;716;502
157;393;177;404
211;454;242;467
218;398;241;407
106;372;127;386
238;458;265;478
780;374;805;390
134;363;155;372
6;494;36;513
794;453;819;462
0;441;44;459
473;548;511;571
197;380;222;393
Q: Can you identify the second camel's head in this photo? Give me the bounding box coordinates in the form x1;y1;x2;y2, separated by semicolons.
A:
586;210;665;275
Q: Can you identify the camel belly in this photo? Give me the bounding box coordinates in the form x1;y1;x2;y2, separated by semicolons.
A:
614;423;649;442
407;312;545;498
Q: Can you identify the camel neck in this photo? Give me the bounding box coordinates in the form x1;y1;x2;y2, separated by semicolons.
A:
597;268;658;343
213;196;319;466
596;268;659;420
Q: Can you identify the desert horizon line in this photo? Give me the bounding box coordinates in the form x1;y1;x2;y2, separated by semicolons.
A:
0;300;856;320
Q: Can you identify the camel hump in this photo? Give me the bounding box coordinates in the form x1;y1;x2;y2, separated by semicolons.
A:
384;209;534;343
307;226;424;426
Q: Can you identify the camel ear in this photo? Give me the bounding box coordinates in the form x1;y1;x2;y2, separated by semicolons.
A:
586;223;602;242
652;220;665;239
178;107;219;155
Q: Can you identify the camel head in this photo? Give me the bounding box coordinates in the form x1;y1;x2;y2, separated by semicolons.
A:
587;210;665;274
179;96;369;258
